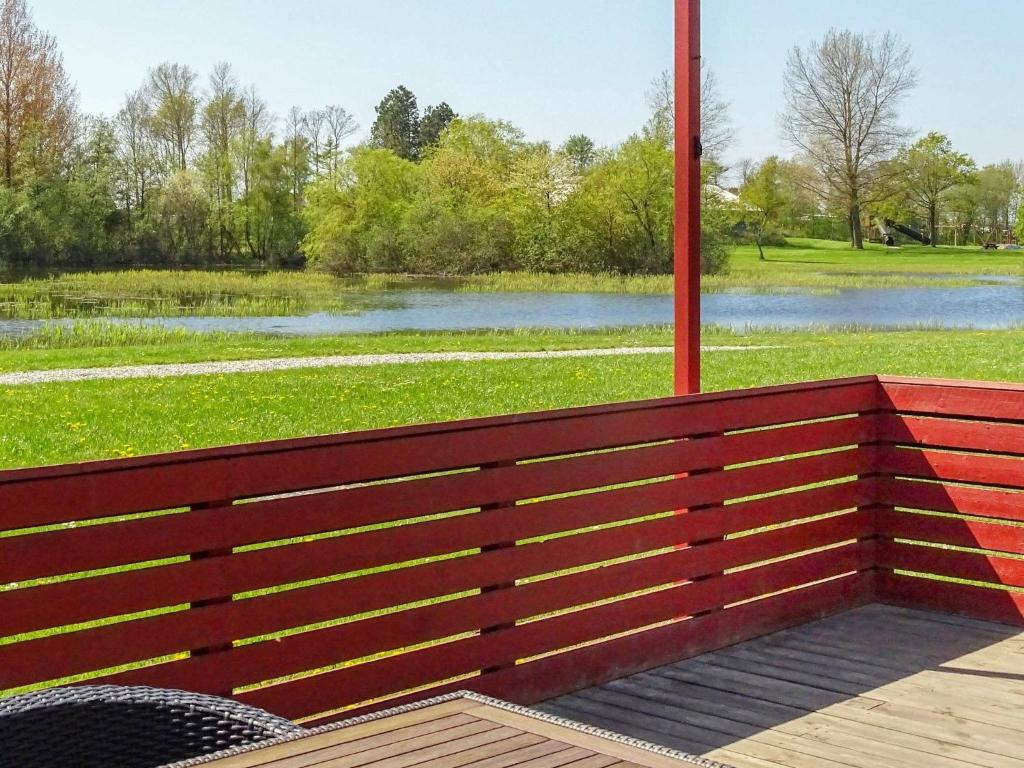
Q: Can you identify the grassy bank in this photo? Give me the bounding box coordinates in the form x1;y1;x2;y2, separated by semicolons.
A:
1;239;1020;321
1;327;1020;469
462;239;1024;295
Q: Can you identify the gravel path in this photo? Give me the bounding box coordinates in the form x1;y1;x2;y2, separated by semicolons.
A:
0;345;773;386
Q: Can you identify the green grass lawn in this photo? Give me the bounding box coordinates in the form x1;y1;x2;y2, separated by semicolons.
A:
732;237;1024;274
467;240;1023;295
2;327;1020;470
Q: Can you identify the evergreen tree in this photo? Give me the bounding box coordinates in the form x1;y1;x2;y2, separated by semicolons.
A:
369;85;420;161
418;102;456;152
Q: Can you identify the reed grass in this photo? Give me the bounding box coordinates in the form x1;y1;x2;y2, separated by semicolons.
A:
0;270;381;320
0;321;241;351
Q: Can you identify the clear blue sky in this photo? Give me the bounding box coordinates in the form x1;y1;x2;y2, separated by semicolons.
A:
30;0;1024;170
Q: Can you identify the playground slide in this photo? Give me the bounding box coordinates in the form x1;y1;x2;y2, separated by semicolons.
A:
884;218;931;246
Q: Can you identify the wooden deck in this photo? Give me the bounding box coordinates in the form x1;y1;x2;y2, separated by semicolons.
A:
538;604;1024;768
193;693;705;767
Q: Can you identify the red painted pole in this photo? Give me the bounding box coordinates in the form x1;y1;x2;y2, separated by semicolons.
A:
674;0;701;395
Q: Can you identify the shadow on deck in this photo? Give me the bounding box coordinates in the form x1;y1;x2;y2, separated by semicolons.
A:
539;603;1024;768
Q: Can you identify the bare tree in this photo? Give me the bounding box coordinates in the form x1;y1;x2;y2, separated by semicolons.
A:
735;157;757;187
645;64;733;165
783;29;916;248
115;88;160;219
0;0;76;186
302;108;328;174
201;62;244;183
235;85;272;198
284;106;310;210
146;62;199;171
322;105;357;176
201;63;245;259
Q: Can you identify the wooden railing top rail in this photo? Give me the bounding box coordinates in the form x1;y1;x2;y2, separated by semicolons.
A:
0;374;881;483
877;374;1024;392
0;375;881;529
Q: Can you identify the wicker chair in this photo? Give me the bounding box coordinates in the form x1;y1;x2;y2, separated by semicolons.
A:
0;685;304;768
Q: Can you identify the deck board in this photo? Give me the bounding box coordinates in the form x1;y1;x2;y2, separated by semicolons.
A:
538;604;1024;768
199;697;699;768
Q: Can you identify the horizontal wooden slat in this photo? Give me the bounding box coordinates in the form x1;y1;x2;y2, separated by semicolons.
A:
472;570;875;710
0;416;875;583
27;511;868;694
877;540;1024;588
880;446;1024;489
0;380;880;529
242;551;875;720
877;509;1024;556
879;414;1024;456
877;478;1024;523
0;480;871;690
881;380;1024;422
315;570;877;726
318;576;877;728
877;571;1024;626
0;449;873;637
874;379;1024;636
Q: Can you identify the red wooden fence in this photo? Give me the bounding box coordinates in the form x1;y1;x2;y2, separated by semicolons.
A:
874;376;1024;625
0;374;1020;724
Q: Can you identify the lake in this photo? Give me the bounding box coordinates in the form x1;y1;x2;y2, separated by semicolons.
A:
2;283;1021;337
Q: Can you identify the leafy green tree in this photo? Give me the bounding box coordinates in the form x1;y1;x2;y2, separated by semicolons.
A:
62;118;124;260
739;156;792;259
302;147;419;273
561;134;596;173
147;170;210;263
418;102;456;151
699;166;732;276
408;117;525;272
889;133;974;246
977;163;1018;242
945;182;980;245
567;137;672;273
1014;197;1024;247
0;184;32;261
421;117;523;200
239;140;301;264
370;85;420;161
506;143;576;270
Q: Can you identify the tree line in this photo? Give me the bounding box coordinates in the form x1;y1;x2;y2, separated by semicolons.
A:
0;0;461;269
1;0;1019;279
0;0;733;276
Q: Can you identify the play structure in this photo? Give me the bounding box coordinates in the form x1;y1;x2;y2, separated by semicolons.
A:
874;217;931;246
